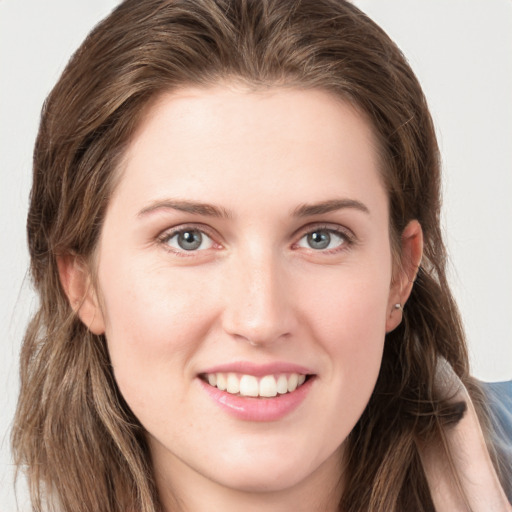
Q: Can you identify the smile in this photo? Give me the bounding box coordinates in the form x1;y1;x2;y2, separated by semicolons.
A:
201;372;308;398
198;362;315;421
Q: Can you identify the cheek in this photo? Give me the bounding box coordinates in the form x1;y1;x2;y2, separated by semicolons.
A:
97;258;216;409
300;261;391;408
304;261;391;347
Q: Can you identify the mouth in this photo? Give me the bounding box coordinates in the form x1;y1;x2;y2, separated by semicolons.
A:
199;372;313;398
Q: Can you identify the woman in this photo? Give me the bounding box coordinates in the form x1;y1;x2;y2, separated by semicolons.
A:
11;0;511;510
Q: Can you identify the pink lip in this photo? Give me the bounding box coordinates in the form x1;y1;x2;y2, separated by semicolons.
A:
200;361;313;377
198;375;315;423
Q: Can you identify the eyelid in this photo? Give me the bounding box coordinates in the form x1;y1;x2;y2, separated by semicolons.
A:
157;223;223;255
294;222;355;240
292;223;356;251
155;222;355;256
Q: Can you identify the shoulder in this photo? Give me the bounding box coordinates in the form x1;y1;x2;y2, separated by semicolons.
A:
481;380;512;503
481;380;512;449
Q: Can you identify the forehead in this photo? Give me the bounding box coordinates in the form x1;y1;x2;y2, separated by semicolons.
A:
128;84;380;155
111;85;386;215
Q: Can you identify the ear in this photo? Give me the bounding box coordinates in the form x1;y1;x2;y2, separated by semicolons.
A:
386;220;423;333
57;253;105;335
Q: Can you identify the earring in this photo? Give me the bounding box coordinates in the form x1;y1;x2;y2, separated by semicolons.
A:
394;303;403;312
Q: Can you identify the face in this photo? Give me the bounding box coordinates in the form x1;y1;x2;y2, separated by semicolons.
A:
77;86;411;502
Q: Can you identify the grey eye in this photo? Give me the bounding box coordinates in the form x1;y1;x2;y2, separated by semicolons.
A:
165;229;214;251
177;230;203;250
297;229;346;251
307;231;331;250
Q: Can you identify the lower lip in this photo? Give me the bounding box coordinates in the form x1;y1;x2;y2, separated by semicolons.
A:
198;377;314;422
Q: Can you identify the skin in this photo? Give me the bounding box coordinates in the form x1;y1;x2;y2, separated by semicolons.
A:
60;86;422;511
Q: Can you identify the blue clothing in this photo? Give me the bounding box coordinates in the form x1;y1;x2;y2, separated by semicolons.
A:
484;380;512;438
482;380;512;502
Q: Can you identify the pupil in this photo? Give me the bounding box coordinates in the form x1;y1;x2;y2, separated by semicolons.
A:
308;231;330;250
178;231;202;250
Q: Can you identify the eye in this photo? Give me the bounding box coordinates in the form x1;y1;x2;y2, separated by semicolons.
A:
162;228;215;252
296;228;348;251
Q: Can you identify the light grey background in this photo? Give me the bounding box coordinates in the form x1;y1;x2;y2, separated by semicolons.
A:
1;1;511;510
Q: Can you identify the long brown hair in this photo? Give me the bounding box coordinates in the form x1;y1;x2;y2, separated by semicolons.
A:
12;0;510;510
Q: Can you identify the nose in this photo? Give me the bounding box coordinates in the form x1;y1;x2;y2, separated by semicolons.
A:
221;249;297;347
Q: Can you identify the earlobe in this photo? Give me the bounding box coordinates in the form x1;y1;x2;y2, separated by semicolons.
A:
386;220;423;333
57;253;105;335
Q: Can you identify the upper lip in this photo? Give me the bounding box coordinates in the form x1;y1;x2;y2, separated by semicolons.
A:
199;361;314;377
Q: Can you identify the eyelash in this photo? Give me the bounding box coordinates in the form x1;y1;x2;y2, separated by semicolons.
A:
157;224;220;257
293;224;355;254
157;223;355;256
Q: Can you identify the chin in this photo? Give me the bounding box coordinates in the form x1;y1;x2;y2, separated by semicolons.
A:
203;441;343;495
211;463;311;494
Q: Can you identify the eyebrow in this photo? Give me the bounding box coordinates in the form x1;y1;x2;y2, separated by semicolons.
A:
137;199;232;219
137;197;369;220
292;198;370;217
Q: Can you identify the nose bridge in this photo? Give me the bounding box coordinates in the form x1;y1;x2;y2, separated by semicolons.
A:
222;244;294;345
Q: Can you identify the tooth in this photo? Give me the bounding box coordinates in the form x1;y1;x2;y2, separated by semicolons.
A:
226;373;240;394
216;373;227;391
287;373;299;392
207;374;217;386
259;375;277;397
297;374;306;386
239;375;259;397
276;374;288;394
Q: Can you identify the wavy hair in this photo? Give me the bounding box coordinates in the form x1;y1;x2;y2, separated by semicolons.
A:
12;0;510;510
